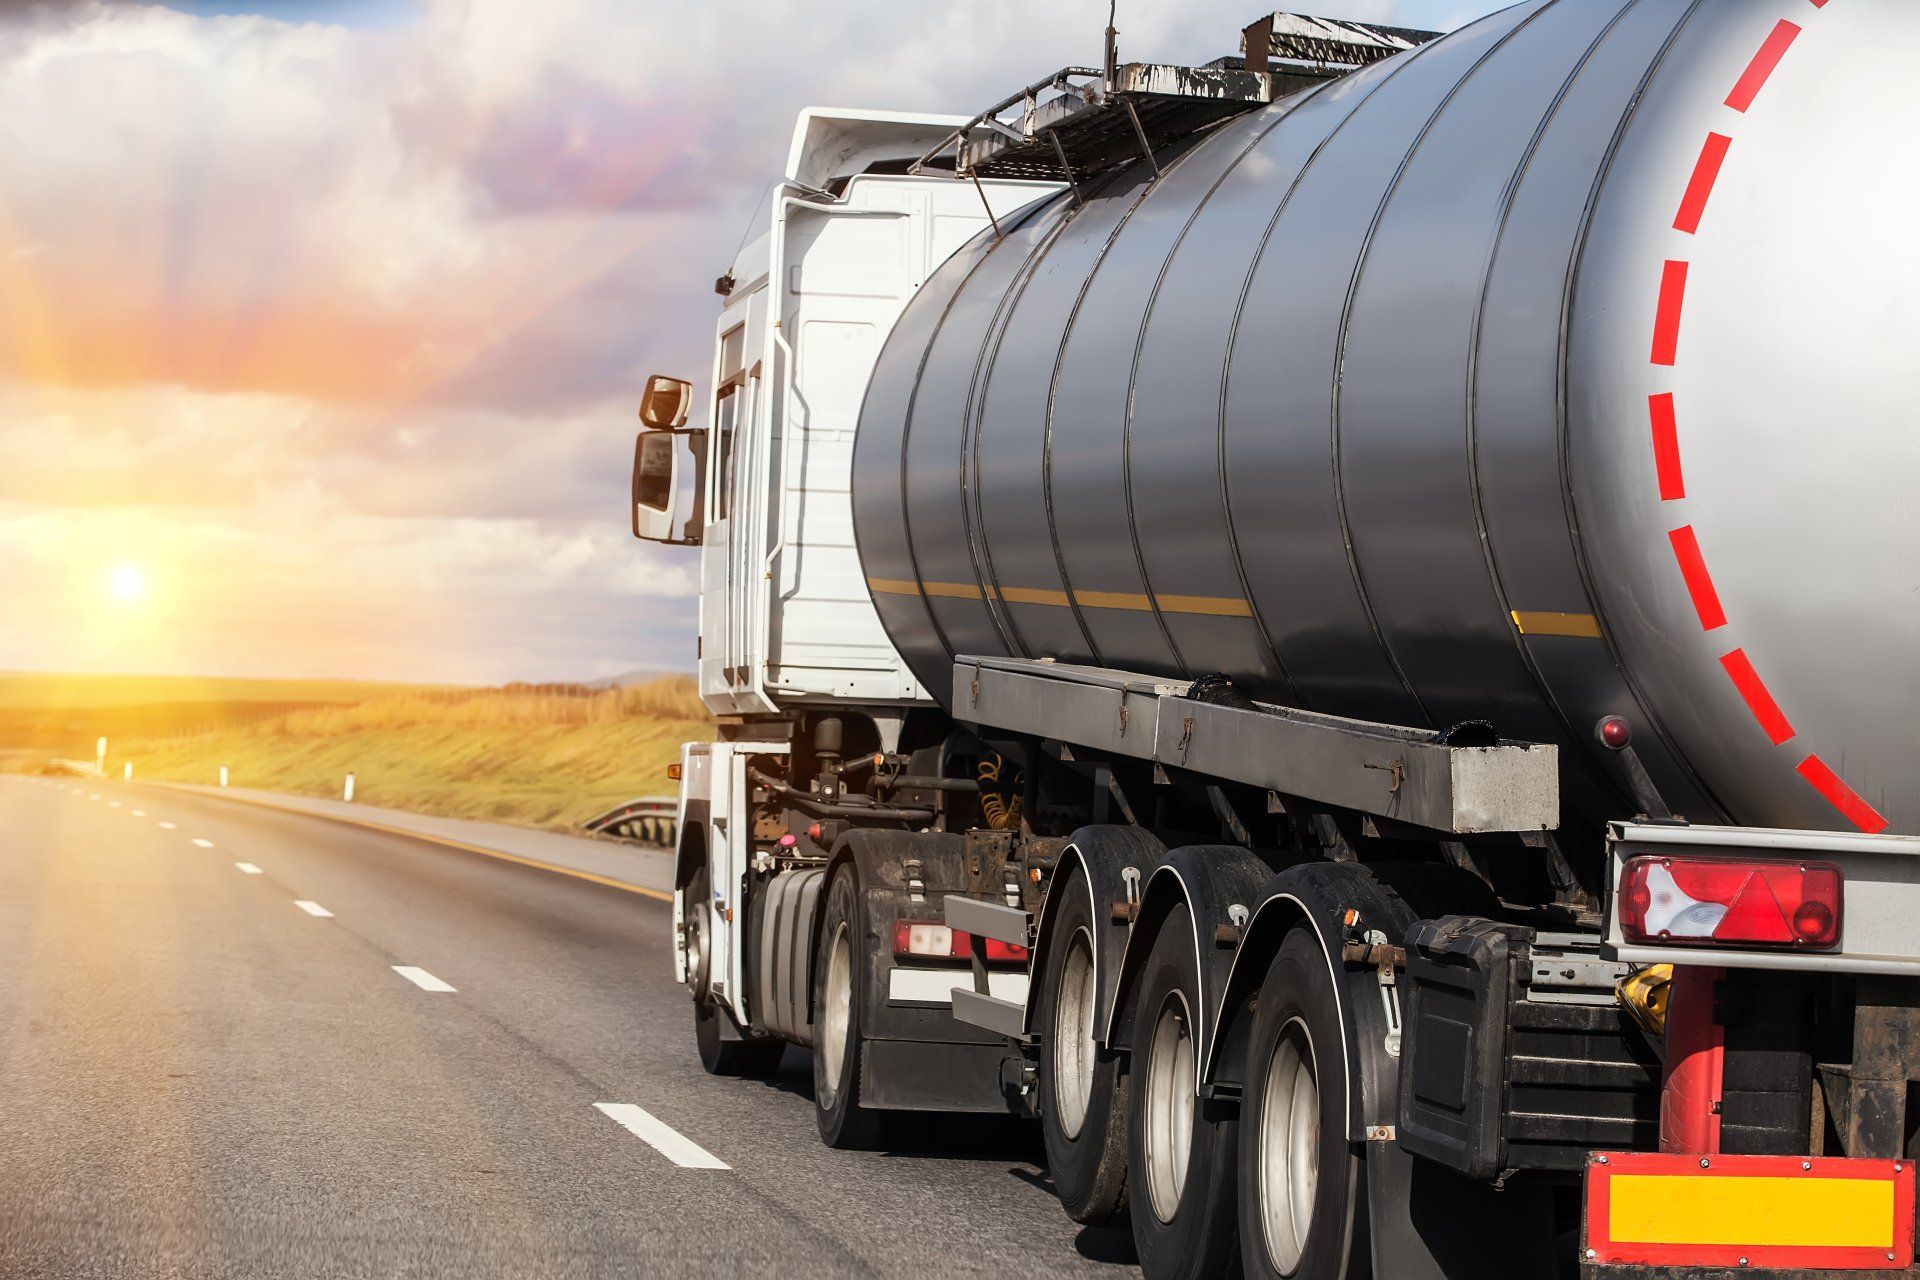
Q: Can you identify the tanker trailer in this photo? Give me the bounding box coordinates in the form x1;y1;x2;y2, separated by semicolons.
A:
634;3;1920;1277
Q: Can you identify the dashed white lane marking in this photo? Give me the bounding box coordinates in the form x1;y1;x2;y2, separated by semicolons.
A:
158;821;177;830
593;1103;729;1170
234;863;262;875
392;966;456;993
88;794;100;801
131;809;146;817
108;801;121;808
293;900;333;918
191;838;214;848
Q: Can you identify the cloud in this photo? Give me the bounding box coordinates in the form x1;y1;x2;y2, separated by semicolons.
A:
0;0;1478;682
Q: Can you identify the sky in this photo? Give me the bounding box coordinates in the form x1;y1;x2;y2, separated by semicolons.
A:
0;0;1505;685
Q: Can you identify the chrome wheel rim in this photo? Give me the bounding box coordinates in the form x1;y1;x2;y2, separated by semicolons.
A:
1143;989;1196;1223
821;921;853;1095
1050;928;1097;1140
685;897;709;999
1258;1017;1320;1274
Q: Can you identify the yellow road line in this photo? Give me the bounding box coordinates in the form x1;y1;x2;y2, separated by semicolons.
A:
157;787;672;902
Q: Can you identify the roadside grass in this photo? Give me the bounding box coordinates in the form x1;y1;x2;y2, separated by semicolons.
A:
1;673;712;831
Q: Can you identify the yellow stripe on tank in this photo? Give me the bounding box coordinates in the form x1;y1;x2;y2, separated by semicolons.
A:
1510;610;1603;638
867;578;1253;619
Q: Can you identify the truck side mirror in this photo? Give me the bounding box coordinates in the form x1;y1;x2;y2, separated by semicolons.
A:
640;375;693;430
633;431;693;543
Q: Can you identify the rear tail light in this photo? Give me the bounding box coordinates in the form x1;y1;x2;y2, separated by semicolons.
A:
1618;855;1841;949
892;920;1029;964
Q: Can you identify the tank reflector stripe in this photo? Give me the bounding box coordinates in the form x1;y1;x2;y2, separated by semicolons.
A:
1719;648;1796;745
1510;611;1602;639
1673;133;1732;235
1649;393;1686;500
1078;590;1254;618
916;579;986;601
1796;756;1890;835
1726;20;1802;113
866;578;1252;618
1667;527;1727;630
1652;261;1689;366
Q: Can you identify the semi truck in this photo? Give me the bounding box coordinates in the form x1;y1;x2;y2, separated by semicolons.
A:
629;5;1920;1276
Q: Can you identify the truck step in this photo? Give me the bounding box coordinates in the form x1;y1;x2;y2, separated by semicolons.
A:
951;987;1029;1040
943;895;1032;946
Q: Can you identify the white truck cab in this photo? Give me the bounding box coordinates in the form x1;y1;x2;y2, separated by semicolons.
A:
632;107;1056;1035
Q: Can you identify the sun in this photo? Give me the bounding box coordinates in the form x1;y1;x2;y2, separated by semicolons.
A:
108;563;147;603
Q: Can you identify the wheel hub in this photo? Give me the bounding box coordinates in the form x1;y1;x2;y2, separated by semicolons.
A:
1143;990;1196;1223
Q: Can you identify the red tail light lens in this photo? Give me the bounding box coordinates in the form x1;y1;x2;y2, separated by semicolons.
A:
1618;855;1842;949
892;920;1029;964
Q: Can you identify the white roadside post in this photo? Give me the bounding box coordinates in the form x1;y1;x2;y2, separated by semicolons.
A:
123;762;132;780
219;765;229;788
95;736;107;775
344;772;356;803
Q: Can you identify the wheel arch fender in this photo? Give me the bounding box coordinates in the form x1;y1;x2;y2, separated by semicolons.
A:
674;798;711;892
671;804;710;987
820;828;970;1031
1203;860;1416;1144
1102;844;1277;1070
1024;825;1167;1041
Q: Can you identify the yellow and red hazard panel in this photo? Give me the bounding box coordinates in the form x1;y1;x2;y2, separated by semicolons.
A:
1585;1152;1915;1271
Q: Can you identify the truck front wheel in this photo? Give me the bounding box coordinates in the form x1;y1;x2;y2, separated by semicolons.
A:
1038;872;1130;1224
689;864;784;1078
1126;914;1240;1278
1237;928;1365;1279
811;866;887;1149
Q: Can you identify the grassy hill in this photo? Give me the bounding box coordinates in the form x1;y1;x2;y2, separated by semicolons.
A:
0;673;712;831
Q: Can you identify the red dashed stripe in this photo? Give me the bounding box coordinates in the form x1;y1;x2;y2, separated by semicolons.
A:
1641;2;1887;833
1720;649;1796;744
1649;393;1685;500
1673;133;1732;234
1651;260;1689;366
1797;756;1890;835
1726;20;1801;113
1667;526;1726;630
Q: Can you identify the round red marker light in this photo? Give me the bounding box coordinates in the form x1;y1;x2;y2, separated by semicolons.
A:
1598;716;1633;751
1792;899;1835;943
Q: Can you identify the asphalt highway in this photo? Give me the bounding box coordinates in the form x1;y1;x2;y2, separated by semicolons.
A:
0;775;1138;1278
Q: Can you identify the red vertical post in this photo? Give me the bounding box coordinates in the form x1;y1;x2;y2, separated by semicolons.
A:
1661;965;1724;1153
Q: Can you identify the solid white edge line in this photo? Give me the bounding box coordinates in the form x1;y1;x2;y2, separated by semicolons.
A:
593;1103;729;1170
293;900;333;918
234;862;262;874
191;838;214;848
391;966;456;993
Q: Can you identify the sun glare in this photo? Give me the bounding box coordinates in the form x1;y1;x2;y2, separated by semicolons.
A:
108;563;147;603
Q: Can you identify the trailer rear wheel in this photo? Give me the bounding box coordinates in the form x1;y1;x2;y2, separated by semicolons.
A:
1126;914;1239;1278
1238;928;1364;1279
1038;876;1130;1224
812;866;887;1149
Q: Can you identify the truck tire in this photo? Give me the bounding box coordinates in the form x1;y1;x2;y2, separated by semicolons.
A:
811;866;887;1149
1126;913;1240;1279
1237;928;1366;1280
1037;872;1130;1225
689;865;784;1078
